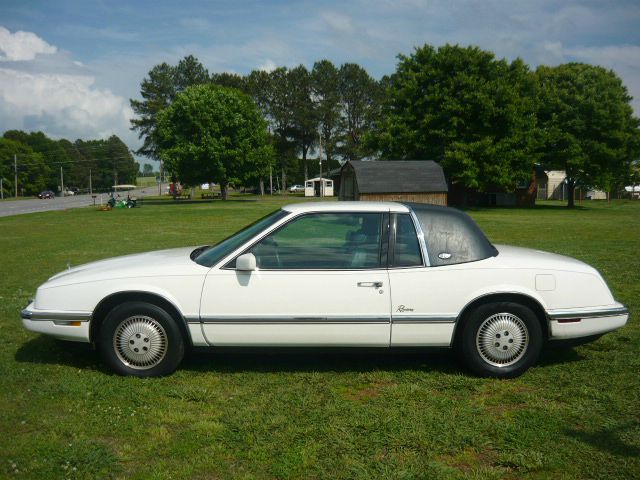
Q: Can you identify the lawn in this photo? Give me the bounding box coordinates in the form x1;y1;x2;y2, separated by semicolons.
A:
0;198;638;479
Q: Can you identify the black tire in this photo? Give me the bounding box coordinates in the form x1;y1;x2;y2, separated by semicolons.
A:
98;301;184;377
459;302;542;378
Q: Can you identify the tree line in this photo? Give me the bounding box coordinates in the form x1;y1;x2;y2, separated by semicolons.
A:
130;55;383;194
132;45;640;206
0;131;138;196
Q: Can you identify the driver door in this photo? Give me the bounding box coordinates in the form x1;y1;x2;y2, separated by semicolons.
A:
200;211;391;346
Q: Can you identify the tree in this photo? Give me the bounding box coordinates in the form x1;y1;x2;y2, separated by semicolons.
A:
142;163;154;176
156;84;274;199
536;63;640;206
0;138;49;195
312;60;341;165
174;55;209;92
371;44;539;192
288;65;317;181
130;62;176;159
337;63;382;161
211;72;246;91
130;56;209;170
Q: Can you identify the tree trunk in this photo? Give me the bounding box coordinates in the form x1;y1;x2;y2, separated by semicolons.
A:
259;178;265;196
190;187;195;200
281;168;286;192
567;180;576;208
221;182;228;200
303;147;308;181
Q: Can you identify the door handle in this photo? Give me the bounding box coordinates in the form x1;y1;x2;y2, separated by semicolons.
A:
357;281;383;288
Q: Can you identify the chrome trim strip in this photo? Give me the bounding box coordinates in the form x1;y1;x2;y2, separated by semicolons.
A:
199;315;389;324
408;208;430;267
547;306;629;320
392;315;457;324
21;308;91;322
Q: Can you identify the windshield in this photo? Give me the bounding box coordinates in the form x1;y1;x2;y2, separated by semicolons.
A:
194;209;289;267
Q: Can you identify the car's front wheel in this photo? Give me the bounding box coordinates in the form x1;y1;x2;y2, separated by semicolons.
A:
459;302;542;378
98;302;184;377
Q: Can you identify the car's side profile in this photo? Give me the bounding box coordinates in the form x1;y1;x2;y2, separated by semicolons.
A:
21;202;628;378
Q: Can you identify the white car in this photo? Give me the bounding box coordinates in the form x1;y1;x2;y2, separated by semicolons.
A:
21;202;628;378
288;184;304;193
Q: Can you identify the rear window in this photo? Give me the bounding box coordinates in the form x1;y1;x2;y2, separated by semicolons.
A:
406;203;497;266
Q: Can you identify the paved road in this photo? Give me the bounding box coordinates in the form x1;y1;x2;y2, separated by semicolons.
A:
0;188;153;218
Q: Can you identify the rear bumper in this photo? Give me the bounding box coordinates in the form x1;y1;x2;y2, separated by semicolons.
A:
547;304;629;340
21;303;91;342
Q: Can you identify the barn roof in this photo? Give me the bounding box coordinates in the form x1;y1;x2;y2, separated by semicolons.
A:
345;160;448;193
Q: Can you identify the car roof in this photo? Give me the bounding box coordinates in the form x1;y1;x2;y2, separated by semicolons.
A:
282;201;410;213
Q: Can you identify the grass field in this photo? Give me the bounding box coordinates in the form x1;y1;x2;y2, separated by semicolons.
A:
1;198;638;479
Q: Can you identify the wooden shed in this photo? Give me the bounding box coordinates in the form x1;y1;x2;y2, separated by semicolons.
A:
338;160;448;205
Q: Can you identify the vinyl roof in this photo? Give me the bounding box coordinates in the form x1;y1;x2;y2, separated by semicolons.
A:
345;160;448;193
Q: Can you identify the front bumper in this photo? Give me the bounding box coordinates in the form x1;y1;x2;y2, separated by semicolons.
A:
547;303;629;340
21;303;91;342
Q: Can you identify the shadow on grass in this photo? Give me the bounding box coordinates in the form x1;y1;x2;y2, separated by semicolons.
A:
182;348;461;374
565;423;640;458
538;346;585;366
14;335;106;371
15;335;589;375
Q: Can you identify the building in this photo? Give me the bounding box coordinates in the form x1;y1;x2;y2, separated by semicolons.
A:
338;160;448;205
536;169;608;201
305;177;334;197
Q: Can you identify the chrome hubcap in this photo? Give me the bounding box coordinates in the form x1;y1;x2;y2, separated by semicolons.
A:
113;315;168;370
476;313;528;367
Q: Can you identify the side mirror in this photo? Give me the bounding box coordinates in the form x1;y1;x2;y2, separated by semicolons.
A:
236;253;256;271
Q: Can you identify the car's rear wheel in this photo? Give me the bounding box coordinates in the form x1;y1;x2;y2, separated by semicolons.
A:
98;301;184;377
459;302;542;378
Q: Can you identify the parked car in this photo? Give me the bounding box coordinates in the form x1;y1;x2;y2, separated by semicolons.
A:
37;190;55;199
288;184;304;193
21;202;628;378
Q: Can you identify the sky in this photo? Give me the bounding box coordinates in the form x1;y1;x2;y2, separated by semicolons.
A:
1;0;639;163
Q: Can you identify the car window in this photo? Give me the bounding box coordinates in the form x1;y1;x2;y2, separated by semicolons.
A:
393;214;423;267
194;209;289;267
247;212;383;269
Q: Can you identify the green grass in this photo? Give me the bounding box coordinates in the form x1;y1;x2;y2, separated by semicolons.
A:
1;198;638;479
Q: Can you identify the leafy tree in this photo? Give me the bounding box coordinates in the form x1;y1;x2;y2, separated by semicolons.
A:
156;84;274;199
337;63;382;161
312;60;341;165
371;44;539;191
73;136;138;191
0;138;49;195
174;55;210;92
536;63;640;206
211;72;246;91
142;163;154;176
130;62;176;159
288;65;317;181
130;55;209;172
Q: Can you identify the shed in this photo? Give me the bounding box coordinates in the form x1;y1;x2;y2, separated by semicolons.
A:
339;160;448;205
305;177;334;197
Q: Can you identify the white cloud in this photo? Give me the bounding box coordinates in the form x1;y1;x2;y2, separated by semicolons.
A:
0;27;135;145
258;59;277;72
0;26;56;61
0;68;133;139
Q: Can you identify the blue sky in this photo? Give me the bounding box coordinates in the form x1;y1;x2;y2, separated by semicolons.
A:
1;0;639;158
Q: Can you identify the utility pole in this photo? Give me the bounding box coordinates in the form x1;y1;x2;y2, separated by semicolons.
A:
269;164;273;196
14;154;17;198
89;168;93;194
60;166;64;195
1;177;3;200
